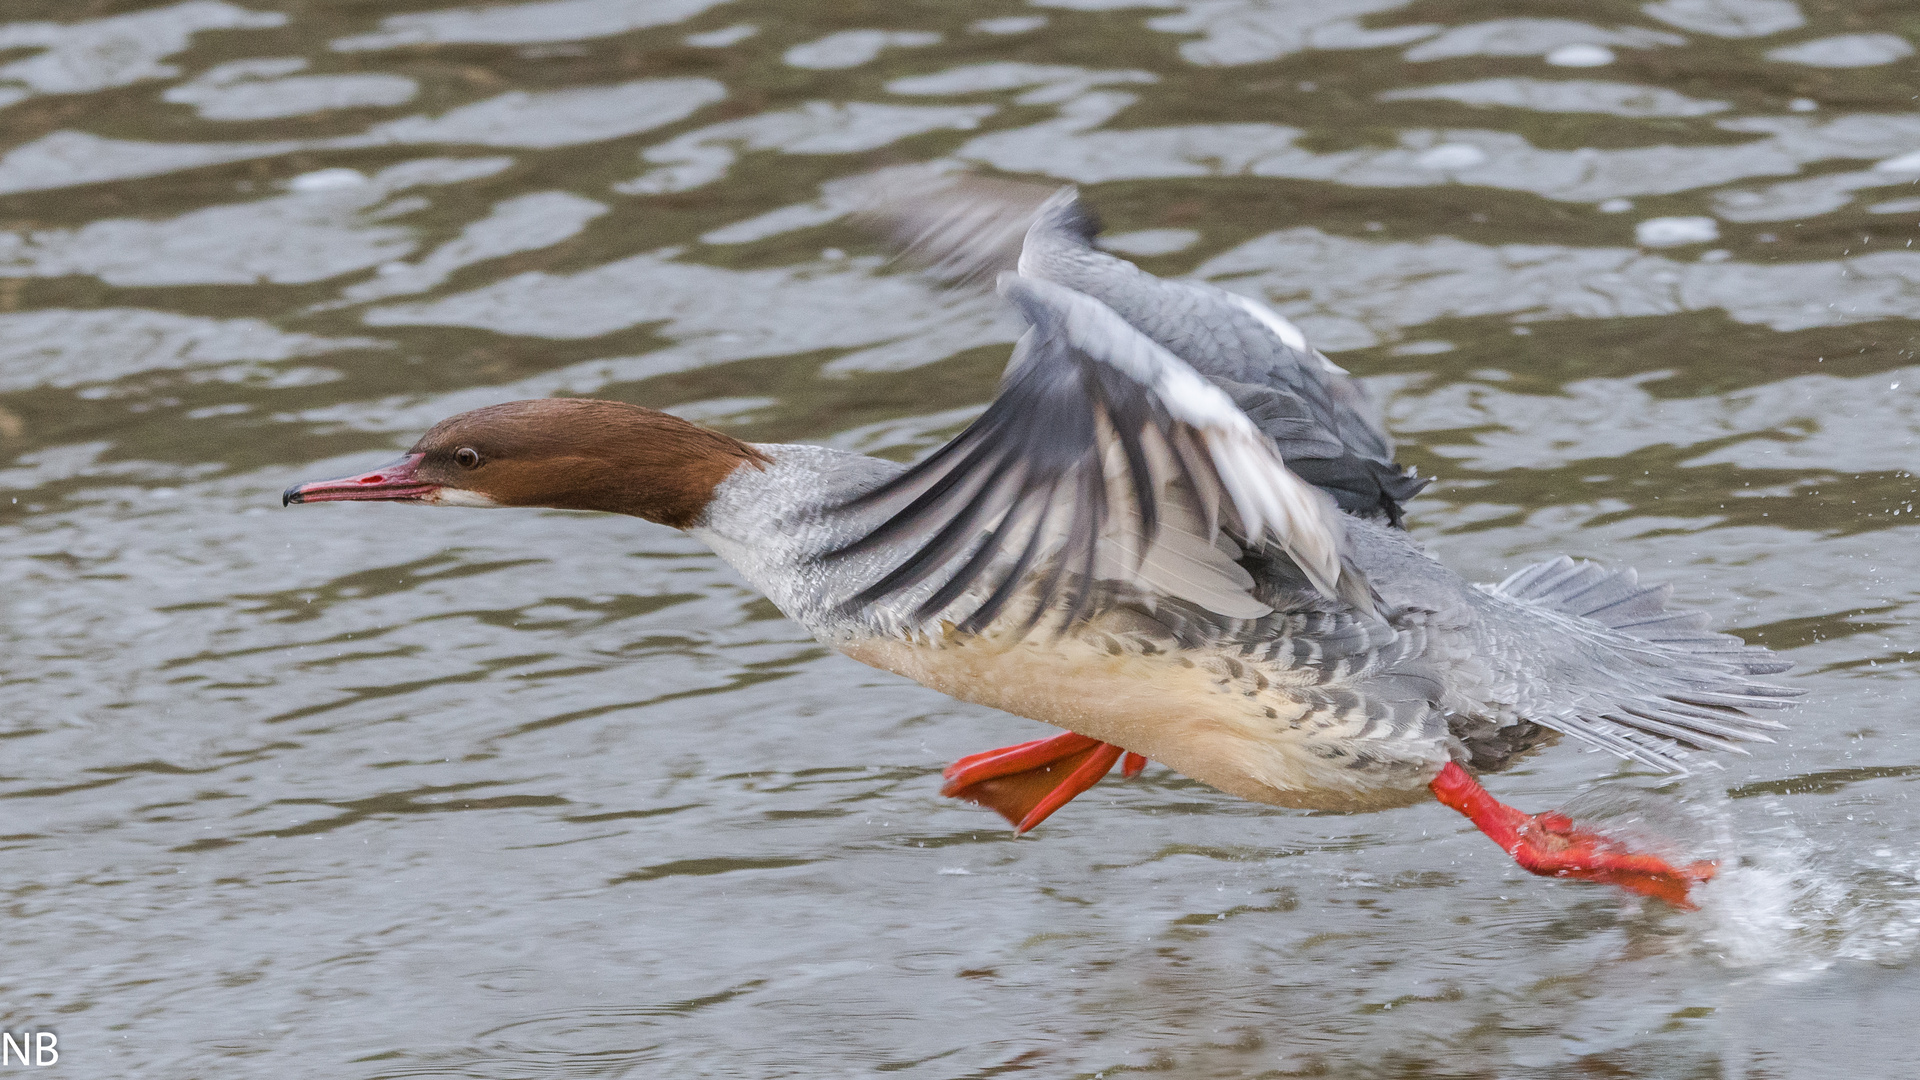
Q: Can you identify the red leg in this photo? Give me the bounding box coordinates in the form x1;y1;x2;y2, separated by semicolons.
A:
1430;762;1715;909
942;733;1144;834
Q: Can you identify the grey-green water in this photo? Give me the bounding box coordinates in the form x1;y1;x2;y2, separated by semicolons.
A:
2;1;1918;1076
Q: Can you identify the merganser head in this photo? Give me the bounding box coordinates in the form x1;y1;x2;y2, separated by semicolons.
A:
282;398;768;528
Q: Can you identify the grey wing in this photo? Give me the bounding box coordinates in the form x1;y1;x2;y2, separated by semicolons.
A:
1059;269;1427;524
1213;373;1426;526
852;175;1426;524
821;274;1377;636
856;172;1094;289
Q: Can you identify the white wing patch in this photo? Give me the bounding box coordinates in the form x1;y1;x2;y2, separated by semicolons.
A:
1228;293;1309;353
1015;276;1351;604
427;488;502;508
1091;430;1270;619
1228;293;1351;377
1097;497;1271;620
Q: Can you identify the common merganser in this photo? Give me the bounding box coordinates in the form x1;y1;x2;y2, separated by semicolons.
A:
286;184;1798;908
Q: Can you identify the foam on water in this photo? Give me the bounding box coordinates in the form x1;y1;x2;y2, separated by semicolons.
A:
1540;782;1920;973
1697;810;1920;974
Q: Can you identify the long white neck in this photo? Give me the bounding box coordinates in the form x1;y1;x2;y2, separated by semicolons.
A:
689;443;907;639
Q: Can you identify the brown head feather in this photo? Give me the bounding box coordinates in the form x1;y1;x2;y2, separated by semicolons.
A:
408;399;769;527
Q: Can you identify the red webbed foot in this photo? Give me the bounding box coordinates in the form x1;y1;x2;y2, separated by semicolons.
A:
942;733;1147;833
1430;762;1715;909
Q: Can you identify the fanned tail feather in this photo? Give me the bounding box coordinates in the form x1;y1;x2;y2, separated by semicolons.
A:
1483;557;1800;773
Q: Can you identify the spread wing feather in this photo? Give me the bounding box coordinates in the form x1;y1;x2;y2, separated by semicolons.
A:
825;274;1373;634
852;174;1426;523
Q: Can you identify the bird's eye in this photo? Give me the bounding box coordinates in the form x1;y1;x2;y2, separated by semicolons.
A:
454;447;481;469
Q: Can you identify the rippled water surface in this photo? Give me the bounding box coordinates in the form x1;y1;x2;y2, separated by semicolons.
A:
3;1;1919;1076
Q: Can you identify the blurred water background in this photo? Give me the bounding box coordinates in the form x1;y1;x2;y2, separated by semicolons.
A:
2;1;1918;1076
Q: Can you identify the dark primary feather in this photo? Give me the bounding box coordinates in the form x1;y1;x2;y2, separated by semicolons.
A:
831;325;1105;631
1215;377;1426;527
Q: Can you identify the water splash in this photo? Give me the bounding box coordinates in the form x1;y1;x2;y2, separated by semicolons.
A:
1694;803;1920;973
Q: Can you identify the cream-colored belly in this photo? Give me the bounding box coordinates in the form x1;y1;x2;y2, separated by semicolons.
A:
842;628;1444;812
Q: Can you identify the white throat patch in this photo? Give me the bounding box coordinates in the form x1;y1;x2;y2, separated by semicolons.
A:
425;488;502;508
